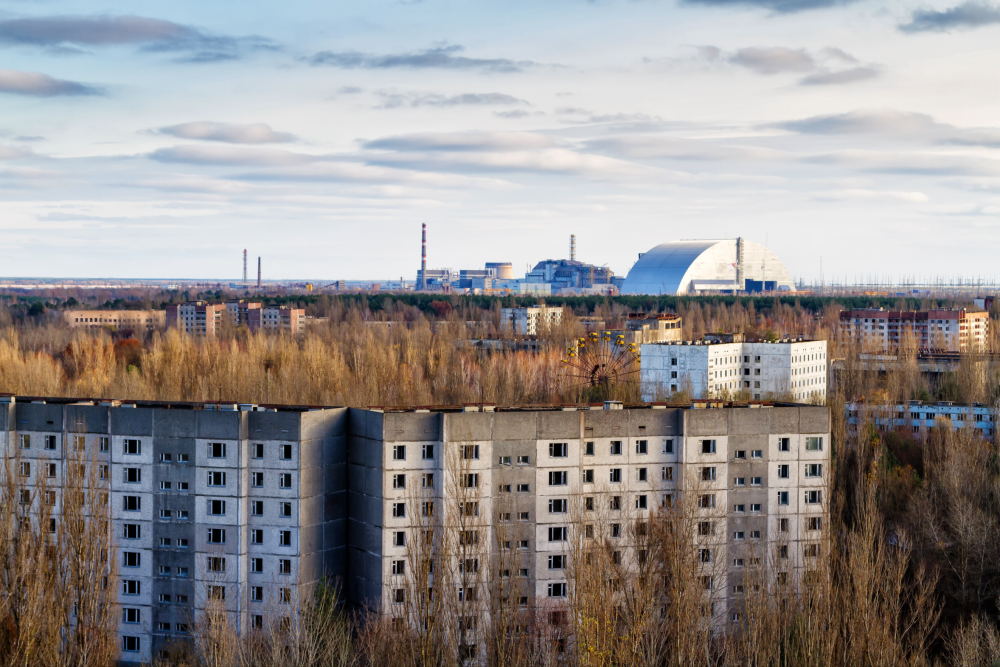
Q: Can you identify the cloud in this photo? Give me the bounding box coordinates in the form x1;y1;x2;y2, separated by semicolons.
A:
585;136;787;161
154;122;295;144
680;0;857;13
375;91;529;109
899;1;1000;32
0;15;277;63
799;66;880;85
555;107;664;124
336;86;363;95
365;131;557;152
0;69;101;96
494;109;540;119
729;47;815;74
776;109;943;134
149;145;316;166
0;146;31;159
308;44;536;73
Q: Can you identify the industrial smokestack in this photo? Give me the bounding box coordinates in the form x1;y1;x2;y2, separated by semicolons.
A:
570;234;576;262
257;257;261;290
243;249;247;284
420;223;427;291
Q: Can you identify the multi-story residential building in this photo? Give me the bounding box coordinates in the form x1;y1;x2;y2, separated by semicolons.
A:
622;313;684;344
167;302;306;336
640;335;828;402
500;305;564;336
351;401;830;633
846;400;996;439
838;308;989;353
65;310;165;331
0;396;346;664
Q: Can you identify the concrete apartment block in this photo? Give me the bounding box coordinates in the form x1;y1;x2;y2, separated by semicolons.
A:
846;400;997;439
351;402;830;632
839;308;989;353
64;310;165;331
0;396;346;665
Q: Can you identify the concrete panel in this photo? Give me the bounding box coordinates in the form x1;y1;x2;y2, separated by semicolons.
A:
348;408;369;440
799;407;830;434
325;518;347;550
583;410;631;438
445;413;493;442
768;408;799;435
365;467;383;498
111;407;155;436
347;436;367;465
384;412;439;442
365;440;383;469
300;551;322;584
325;463;347;495
0;402;13;431
15;402;64;432
491;412;537;441
300;523;323;554
152;410;196;438
325;435;347;466
728;435;768;452
195;411;242;440
66;405;109;434
300;465;323;499
249;410;301;441
300;494;323;527
367;497;384;529
537;411;581;439
324;547;346;578
301;407;348;441
366;411;384;441
348;464;366;494
683;409;729;437
300;439;324;470
729;409;771;436
627;409;680;436
348;519;366;552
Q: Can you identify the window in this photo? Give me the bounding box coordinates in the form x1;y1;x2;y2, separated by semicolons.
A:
46;463;56;478
280;444;293;460
548;582;567;598
460;531;479;546
582;469;594;484
279;473;292;489
699;549;712;563
662;466;673;481
122;580;140;595
421;444;434;459
663;439;674;454
392;445;406;461
123;524;140;539
123;496;140;512
207;471;226;486
280;502;292;518
177;453;189;463
123;439;141;455
734;531;745;540
208;442;226;458
462;445;479;460
734;450;746;459
251;557;263;573
99;437;109;452
751;476;762;486
779;546;789;559
698;494;715;509
548;498;568;514
392;530;406;547
159;509;172;519
159;594;171;603
517;455;530;464
636;440;648;454
392;502;406;518
253;443;264;459
701;466;716;481
422;501;434;516
548;527;567;542
279;559;292;575
806;437;823;451
123;552;141;568
584;441;594;456
499;455;511;465
19;435;29;449
549;442;568;458
45;435;57;451
610;496;622;510
207;557;226;573
751;449;763;459
177;594;188;603
750;503;762;513
157;537;171;548
251;472;264;487
251;586;263;601
778;491;789;506
208;499;226;515
251;529;263;545
805;490;822;505
808;517;822;531
734;504;746;513
804;543;820;558
734;477;746;487
701;439;716;454
548;471;567;486
279;530;292;546
610;468;622;483
779;518;789;532
420;473;434;489
208;528;226;544
122;637;141;653
636;494;647;509
393;473;405;489
252;500;263;516
778;464;789;479
805;463;823;477
208;586;226;601
159;481;172;491
19;462;30;477
778;437;790;452
733;558;745;568
610;441;622;455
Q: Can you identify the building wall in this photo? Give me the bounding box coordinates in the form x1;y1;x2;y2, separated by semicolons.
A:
846;400;996;438
839;308;989;353
64;310;165;330
500;306;564;336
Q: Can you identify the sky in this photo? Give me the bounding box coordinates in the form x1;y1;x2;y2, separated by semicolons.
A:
1;0;999;283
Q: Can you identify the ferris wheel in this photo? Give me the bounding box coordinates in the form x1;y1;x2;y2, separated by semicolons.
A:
561;331;641;390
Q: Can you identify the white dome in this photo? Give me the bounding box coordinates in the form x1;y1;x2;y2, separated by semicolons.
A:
621;239;795;295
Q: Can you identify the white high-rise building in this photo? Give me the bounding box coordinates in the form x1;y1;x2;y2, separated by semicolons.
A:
640;335;828;401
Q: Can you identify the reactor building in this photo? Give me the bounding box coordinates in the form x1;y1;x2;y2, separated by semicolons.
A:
620;238;795;296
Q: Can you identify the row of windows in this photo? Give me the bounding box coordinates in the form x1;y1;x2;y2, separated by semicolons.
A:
391;441;676;461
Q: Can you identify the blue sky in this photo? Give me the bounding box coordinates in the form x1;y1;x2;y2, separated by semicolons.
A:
1;0;999;282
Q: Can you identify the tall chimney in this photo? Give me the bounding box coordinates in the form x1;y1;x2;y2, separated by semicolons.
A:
570;234;576;262
257;257;261;290
243;249;247;284
420;223;427;291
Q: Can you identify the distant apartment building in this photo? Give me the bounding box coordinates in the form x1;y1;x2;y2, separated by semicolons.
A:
2;396;345;664
846;400;995;439
640;334;828;401
622;313;684;345
501;305;564;336
838;308;989;353
65;310;165;331
357;401;830;633
166;302;305;336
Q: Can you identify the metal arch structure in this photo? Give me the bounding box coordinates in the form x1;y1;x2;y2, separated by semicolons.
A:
561;331;641;390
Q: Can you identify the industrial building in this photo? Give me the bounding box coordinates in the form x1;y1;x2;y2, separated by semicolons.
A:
166;302;305;336
621;238;796;296
7;396;829;658
838;308;989;353
500;305;564;336
846;400;995;439
65;310;165;331
640;335;828;402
